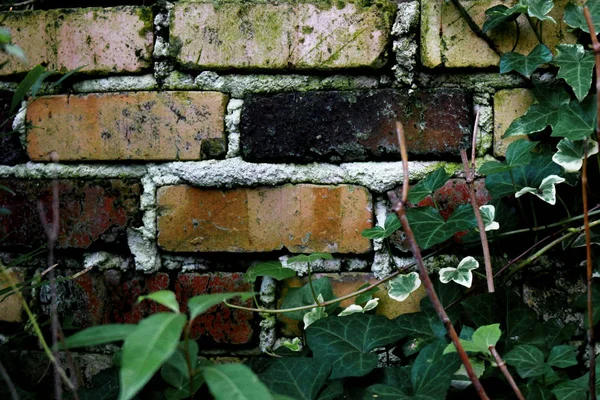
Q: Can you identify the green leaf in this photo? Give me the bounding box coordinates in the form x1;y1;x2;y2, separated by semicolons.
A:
61;324;136;349
364;384;410;399
412;340;461;399
0;28;11;44
462;294;500;327
547;345;578;368
306;313;406;379
317;382;344;400
3;43;26;61
522;0;556;21
479;160;511;175
303;295;328;328
29;70;55;98
258;358;331;400
161;341;199;389
281;337;302;352
187;292;254;321
444;324;501;355
500;45;553;77
506;139;539;167
11;64;45;113
244;261;296;283
138;290;180;314
395;311;440;341
439;256;479;288
564;0;600;34
408;167;449;204
504;345;549;378
0;185;15;195
450;357;485;390
50;64;87;89
482;4;527;33
119;313;187;400
164;374;205;400
526;381;554;400
405;204;476;249
515;174;566;205
287;253;333;264
362;214;401;240
553;96;597;141
553;138;599;172
554;44;595;101
552;378;588;400
480;205;500;231
388;272;421;302
203;364;273;400
355;284;380;305
281;277;337;320
339;298;379;316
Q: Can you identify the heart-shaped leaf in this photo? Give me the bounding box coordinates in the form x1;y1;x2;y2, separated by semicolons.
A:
282;337;302;352
500;44;553;77
547;345;578;368
564;0;600;34
388;272;421;302
338;298;379;316
281;277;337;320
362;213;401;240
553;96;597;141
408;167;449;204
504;345;549;378
444;324;502;355
439;256;479;288
412;340;461;398
405;204;477;249
522;0;556;21
259;358;331;400
554;44;595;101
480;205;500;231
482;4;527;33
244;261;296;283
515;174;566;205
553;138;599;172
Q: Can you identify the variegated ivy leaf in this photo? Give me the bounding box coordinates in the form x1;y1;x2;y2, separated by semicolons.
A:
554;44;595;102
282;337;302;352
522;0;556;22
482;4;527;33
479;205;500;231
388;272;421;302
500;44;553;77
339;298;379;317
564;0;600;34
552;138;599;172
439;256;479;288
303;294;327;328
515;175;566;205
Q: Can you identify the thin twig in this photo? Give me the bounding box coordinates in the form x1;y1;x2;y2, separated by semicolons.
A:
489;346;525;400
448;0;503;57
586;7;600;146
389;122;489;400
526;15;543;45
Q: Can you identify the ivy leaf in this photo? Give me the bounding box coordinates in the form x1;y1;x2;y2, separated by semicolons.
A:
287;253;333;264
564;0;600;34
439;256;479;288
506;139;539;167
526;381;555;400
303;295;327;328
480;205;500;231
281;277;337;320
515;174;566;205
479;160;511;175
551;375;588;400
412;340;461;399
306;313;406;379
364;384;410;399
388;272;422;302
504;345;549;378
338;298;379;316
500;45;553;77
522;0;556;21
503;83;570;138
203;364;273;400
445;324;502;355
553;96;597;141
138;290;180;314
554;44;595;101
258;358;331;400
406;205;477;249
408;167;449;204
482;4;527;33
281;337;302;352
547;345;578;368
244;261;296;283
361;214;401;240
553;138;599;172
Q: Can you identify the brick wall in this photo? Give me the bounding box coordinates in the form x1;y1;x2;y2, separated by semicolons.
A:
0;0;549;361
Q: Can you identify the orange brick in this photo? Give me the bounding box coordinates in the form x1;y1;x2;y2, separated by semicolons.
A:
0;7;153;76
26;92;228;161
157;185;373;253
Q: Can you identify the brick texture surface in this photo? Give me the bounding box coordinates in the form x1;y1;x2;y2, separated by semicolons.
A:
0;268;25;322
240;89;472;163
170;2;394;70
0;91;27;165
157;184;373;253
421;0;578;68
0;7;153;76
27;92;228;161
60;271;255;346
494;89;535;157
0;179;141;249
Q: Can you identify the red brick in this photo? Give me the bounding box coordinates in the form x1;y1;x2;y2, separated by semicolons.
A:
157;184;373;253
27;92;228;161
0;7;153;76
0;179;141;249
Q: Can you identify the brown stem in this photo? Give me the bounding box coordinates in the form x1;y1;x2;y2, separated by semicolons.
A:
389;122;490;400
489;346;525;400
448;0;503;57
584;6;600;145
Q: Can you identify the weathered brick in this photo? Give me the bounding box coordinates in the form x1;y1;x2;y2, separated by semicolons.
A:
157;184;373;253
0;267;25;323
0;7;153;76
27;92;228;161
0;91;28;165
0;179;141;249
278;273;425;336
175;273;254;344
61;271;255;345
421;0;578;68
494;89;534;157
170;2;394;70
240;89;472;163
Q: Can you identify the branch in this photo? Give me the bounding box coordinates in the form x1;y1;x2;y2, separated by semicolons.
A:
448;0;503;57
489;346;525;400
584;6;600;145
389;122;490;400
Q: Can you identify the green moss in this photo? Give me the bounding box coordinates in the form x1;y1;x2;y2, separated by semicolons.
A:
188;0;394;12
302;26;313;34
135;7;154;37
